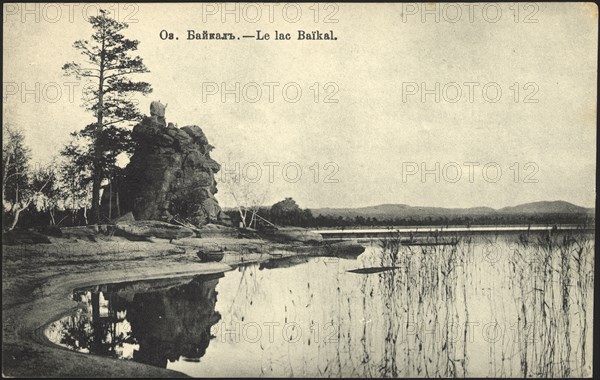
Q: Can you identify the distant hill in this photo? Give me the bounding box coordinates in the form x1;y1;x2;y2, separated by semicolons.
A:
497;201;592;214
222;200;594;228
311;201;594;220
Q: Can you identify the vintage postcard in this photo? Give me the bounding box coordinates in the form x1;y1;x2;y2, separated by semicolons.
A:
2;2;597;378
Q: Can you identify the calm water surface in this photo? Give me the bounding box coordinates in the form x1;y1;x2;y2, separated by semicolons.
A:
46;232;594;377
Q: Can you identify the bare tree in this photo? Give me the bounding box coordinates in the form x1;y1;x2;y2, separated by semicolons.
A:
6;166;54;231
220;154;269;229
2;123;30;208
31;160;62;225
224;174;269;229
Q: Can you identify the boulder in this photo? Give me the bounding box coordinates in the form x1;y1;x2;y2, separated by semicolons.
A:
59;225;100;240
321;241;366;258
113;212;135;224
150;100;167;126
262;227;324;243
196;223;239;238
150;100;167;118
33;225;63;237
2;229;52;245
115;220;195;240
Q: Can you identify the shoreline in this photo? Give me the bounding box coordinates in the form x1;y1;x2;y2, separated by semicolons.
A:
2;232;363;378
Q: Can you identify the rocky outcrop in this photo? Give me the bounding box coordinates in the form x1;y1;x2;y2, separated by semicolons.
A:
2;229;52;245
261;227;324;243
118;102;226;227
114;220;195;240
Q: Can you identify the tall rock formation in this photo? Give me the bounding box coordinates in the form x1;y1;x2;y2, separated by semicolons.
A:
119;102;225;226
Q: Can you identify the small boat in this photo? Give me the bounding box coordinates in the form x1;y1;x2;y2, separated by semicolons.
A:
347;266;401;274
196;250;225;262
401;241;458;246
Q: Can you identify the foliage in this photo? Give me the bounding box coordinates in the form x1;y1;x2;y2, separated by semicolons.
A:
2;123;31;206
62;9;152;223
269;197;313;226
225;196;595;229
1;132;56;230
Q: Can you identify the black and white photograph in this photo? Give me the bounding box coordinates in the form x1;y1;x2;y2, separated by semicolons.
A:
2;2;597;378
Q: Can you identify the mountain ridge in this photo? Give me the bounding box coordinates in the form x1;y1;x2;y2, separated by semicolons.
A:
310;201;594;219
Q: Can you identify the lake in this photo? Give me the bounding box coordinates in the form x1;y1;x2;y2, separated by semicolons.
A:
45;231;594;377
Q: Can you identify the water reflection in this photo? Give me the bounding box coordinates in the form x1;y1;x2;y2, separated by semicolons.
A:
46;231;594;377
49;273;223;368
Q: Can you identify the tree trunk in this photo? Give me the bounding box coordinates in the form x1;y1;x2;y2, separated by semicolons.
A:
91;31;106;224
8;206;24;230
2;152;11;203
116;191;120;217
9;198;32;230
108;179;112;220
15;167;19;205
49;208;56;225
71;189;76;225
91;174;101;223
237;207;247;228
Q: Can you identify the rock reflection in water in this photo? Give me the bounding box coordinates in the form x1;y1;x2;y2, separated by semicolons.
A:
50;273;223;368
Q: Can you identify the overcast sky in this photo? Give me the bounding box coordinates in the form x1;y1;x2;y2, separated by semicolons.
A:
3;3;597;209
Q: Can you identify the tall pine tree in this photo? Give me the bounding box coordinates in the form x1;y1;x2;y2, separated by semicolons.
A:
63;9;152;223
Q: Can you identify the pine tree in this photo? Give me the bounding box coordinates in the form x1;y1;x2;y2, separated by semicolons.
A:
63;9;152;223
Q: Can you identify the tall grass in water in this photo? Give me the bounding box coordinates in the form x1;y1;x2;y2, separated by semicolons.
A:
358;230;593;378
511;231;594;377
370;232;468;377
